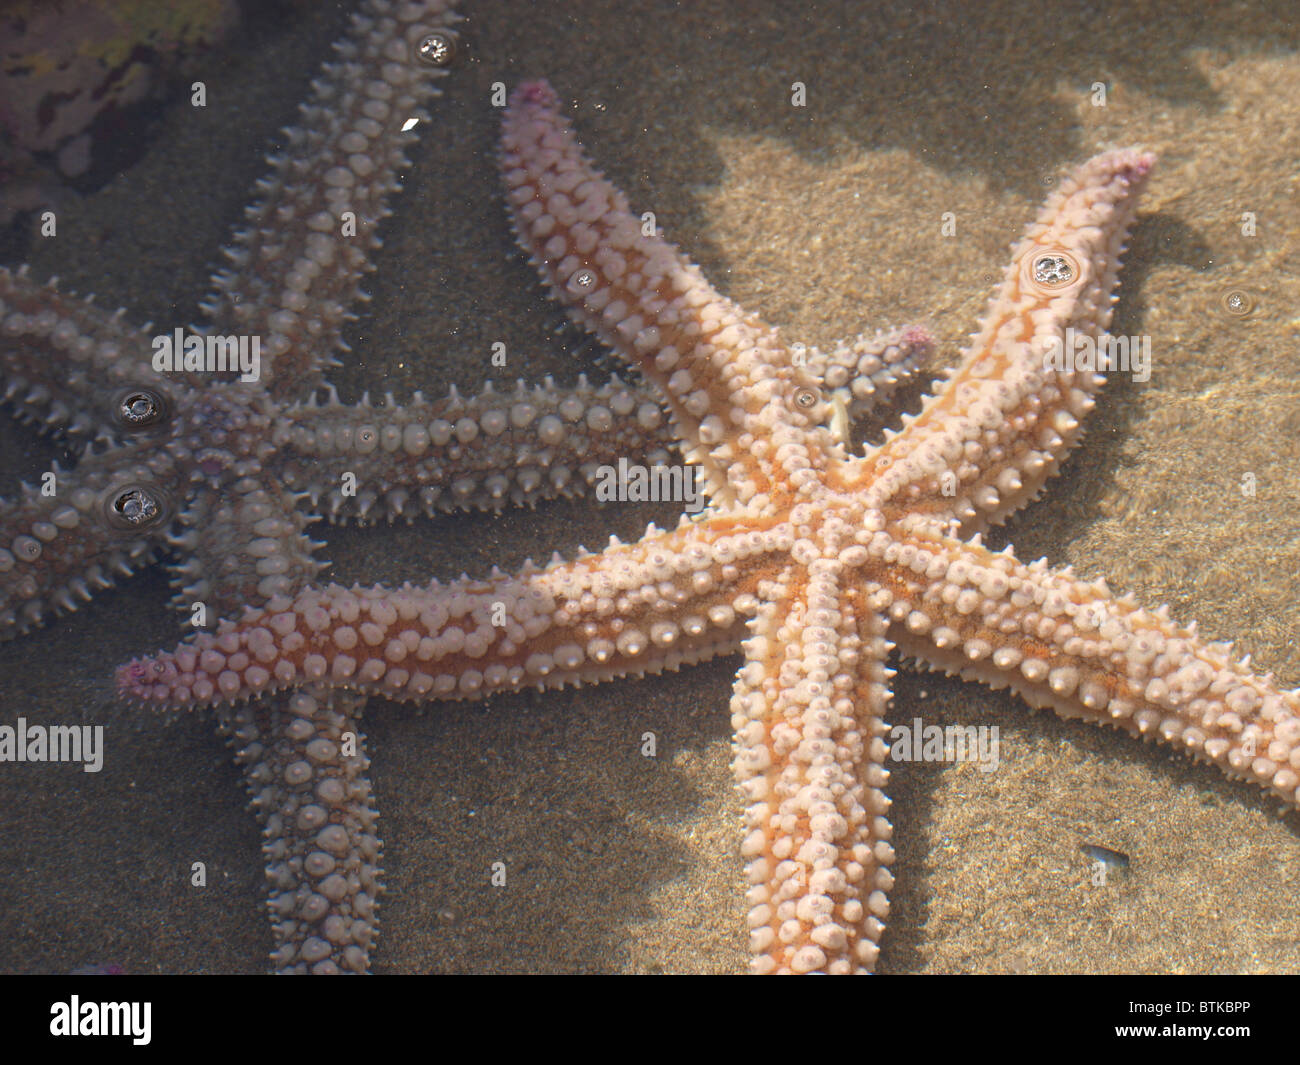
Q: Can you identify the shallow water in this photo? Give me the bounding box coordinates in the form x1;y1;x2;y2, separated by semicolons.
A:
1;0;1298;974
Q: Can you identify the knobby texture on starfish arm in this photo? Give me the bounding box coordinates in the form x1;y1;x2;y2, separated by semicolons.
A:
221;687;381;973
0;265;187;447
503;80;868;515
730;552;897;972
276;375;674;520
0;0;473;974
271;322;934;521
116;78;1300;975
0;0;466;639
161;0;469;973
864;148;1158;535
0;266;930;624
116;517;767;707
880;531;1300;807
0;266;189;635
201;0;453;402
0;269;673;633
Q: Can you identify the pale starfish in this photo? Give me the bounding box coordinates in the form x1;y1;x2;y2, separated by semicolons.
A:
117;78;1300;974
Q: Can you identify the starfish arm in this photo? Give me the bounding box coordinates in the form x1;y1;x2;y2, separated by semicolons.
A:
875;531;1300;808
274;375;674;520
200;0;461;401
733;560;895;973
0;443;182;637
274;332;934;522
114;519;791;709
167;470;326;620
805;324;934;423
219;689;382;974
501;81;838;513
16;0;1265;972
862;149;1155;535
0;266;181;446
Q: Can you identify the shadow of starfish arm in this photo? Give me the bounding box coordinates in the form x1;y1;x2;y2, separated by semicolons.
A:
0;266;182;447
112;517;795;710
0;442;182;636
860;149;1156;536
274;374;676;520
878;531;1300;808
217;687;382;974
732;560;895;974
199;0;462;403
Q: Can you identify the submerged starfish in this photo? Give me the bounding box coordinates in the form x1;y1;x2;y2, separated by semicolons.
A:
117;78;1300;974
0;0;671;972
0;0;478;973
0;6;935;971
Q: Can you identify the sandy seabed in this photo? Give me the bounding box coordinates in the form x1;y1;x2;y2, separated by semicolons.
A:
1;0;1299;974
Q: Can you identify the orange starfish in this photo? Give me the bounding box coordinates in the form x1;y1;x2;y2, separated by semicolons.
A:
119;80;1300;973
